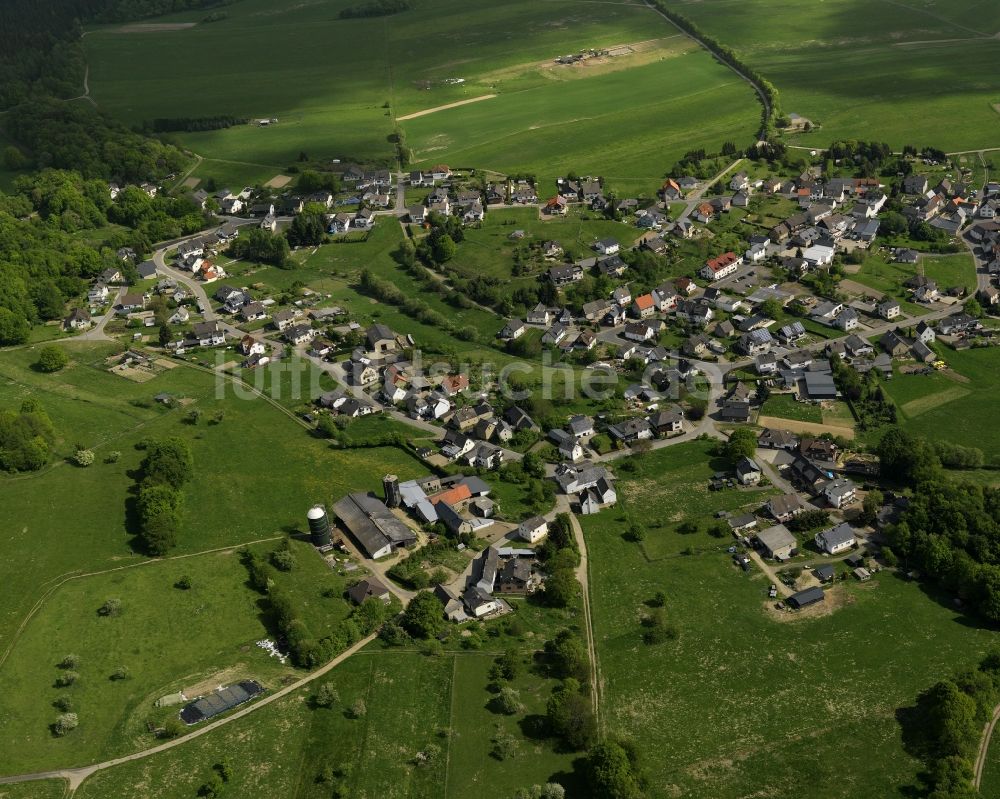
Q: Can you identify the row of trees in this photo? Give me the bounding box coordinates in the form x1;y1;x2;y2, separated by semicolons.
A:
339;0;411;18
646;0;782;140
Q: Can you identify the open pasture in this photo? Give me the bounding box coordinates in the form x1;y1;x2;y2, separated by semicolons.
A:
74;648;581;799
582;440;998;798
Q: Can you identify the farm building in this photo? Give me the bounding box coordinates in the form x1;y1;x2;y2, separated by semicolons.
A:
180;680;263;725
757;524;797;560
333;493;417;559
788;586;825;609
347;577;391;605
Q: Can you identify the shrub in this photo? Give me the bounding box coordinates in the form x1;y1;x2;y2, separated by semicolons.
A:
53;713;79;736
496;686;524;715
175;575;192;590
98;598;123;617
36;346;68;373
54;671;79;687
314;683;340;708
73;448;95;467
110;665;129;681
350;698;367;719
53;695;73;712
59;654;80;669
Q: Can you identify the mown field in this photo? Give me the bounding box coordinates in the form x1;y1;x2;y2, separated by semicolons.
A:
81;0;757;191
404;48;761;195
72;642;583;799
582;440;998;798
661;0;1000;151
882;345;1000;460
0;783;65;799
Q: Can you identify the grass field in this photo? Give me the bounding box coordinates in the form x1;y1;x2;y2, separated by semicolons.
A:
82;0;761;191
582;441;999;798
882;346;1000;460
662;0;1000;151
0;783;66;799
72;644;581;799
0;537;354;773
760;394;823;424
0;341;425;672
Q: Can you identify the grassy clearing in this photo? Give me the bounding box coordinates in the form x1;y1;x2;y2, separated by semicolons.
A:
760;394;823;424
0;538;352;773
882;346;1000;460
611;441;778;560
0;783;66;799
663;0;1000;151
582;441;998;798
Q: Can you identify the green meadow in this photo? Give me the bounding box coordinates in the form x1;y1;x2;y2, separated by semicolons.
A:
661;0;1000;151
582;441;998;798
0;538;354;773
882;346;1000;461
0;340;425;662
82;0;761;190
73;646;582;799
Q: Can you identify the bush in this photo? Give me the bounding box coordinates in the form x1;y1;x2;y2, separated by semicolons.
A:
98;598;123;617
350;698;367;719
73;448;95;467
36;346;68;373
314;683;340;708
53;712;79;736
496;686;524;715
110;665;129;681
175;575;192;590
53;695;73;712
54;671;79;687
59;654;80;669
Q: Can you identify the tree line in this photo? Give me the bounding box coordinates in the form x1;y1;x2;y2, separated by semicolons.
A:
339;0;411;19
0;399;56;472
646;0;782;140
148;115;248;133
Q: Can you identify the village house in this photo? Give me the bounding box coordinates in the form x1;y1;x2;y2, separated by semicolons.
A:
815;522;857;555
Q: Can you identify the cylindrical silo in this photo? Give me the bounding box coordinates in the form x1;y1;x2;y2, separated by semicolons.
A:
307;505;332;546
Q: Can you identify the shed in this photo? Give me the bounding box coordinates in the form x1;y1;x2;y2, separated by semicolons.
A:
757;524;797;560
788;586;825;609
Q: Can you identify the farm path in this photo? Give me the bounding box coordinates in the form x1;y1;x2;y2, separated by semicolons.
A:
0;632;379;795
553;494;602;726
973;702;1000;789
679;158;745;219
396;94;497;121
747;550;790;598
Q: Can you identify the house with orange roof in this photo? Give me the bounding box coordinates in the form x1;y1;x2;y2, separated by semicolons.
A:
631;293;656;319
545;195;568;215
700;251;742;282
440;374;470;396
430;483;472;508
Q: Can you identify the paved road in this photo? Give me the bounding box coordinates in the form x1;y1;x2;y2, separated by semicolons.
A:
65;286;124;343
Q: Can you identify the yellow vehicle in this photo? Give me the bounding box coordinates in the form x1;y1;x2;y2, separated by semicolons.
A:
933;360;947;370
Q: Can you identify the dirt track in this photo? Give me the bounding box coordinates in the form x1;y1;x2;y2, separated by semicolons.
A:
397;94;497;121
755;415;855;440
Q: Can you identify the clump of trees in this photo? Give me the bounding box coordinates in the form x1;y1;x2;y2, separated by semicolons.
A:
902;651;1000;797
0;398;56;472
339;0;410;18
537;514;580;608
229;228;291;269
880;427;1000;622
133;437;194;555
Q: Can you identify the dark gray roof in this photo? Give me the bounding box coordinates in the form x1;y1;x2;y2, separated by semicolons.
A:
333;492;416;557
788;586;825;608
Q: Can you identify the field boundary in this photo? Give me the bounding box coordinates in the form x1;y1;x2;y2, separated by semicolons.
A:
755;415;855;439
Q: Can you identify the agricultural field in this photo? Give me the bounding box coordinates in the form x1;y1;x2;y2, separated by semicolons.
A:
0;783;66;799
582;441;998;798
80;0;763;192
72;644;582;799
661;0;1000;151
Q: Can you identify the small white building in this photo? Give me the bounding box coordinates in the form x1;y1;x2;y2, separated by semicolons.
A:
517;516;549;544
